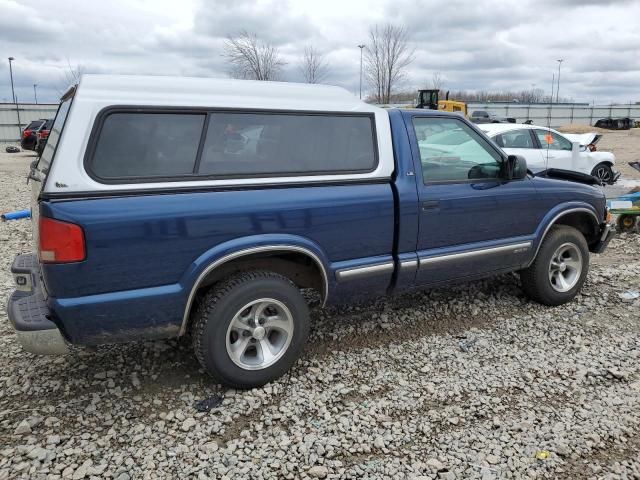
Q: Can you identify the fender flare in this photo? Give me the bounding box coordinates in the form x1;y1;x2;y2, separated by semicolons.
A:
529;205;600;265
179;235;330;335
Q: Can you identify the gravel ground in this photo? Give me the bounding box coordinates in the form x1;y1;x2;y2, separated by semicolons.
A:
0;145;639;480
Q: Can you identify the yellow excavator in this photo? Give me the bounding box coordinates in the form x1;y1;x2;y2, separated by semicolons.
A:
415;89;467;116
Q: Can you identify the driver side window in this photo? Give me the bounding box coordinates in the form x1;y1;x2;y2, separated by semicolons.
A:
413;117;503;184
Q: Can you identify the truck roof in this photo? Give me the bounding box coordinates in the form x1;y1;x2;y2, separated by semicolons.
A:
74;74;383;114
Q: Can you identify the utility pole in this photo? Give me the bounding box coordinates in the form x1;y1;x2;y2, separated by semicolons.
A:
8;57;16;103
8;57;21;139
556;59;563;103
551;72;555;103
358;44;365;99
33;84;38;104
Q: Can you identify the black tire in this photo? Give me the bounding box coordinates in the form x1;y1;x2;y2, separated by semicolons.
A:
617;214;638;233
192;271;310;389
591;163;614;184
520;226;589;306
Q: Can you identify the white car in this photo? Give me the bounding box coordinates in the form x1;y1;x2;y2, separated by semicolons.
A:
480;124;619;184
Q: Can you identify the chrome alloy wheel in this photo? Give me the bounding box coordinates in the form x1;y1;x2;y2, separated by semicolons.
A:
548;243;583;292
225;298;294;370
593;165;612;183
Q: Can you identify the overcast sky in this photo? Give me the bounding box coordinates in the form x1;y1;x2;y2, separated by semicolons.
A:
1;0;638;104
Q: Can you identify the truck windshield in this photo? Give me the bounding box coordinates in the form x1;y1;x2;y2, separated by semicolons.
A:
37;98;72;172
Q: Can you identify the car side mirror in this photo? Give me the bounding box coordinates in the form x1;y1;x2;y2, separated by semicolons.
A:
506;155;527;180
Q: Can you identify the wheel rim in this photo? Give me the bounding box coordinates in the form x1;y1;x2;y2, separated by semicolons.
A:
593;166;611;182
225;298;294;370
548;243;582;293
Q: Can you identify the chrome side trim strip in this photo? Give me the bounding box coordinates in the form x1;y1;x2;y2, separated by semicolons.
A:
530;208;599;263
335;262;395;282
419;241;532;268
399;259;418;271
180;245;328;336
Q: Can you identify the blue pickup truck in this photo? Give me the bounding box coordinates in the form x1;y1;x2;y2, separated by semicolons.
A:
9;75;614;388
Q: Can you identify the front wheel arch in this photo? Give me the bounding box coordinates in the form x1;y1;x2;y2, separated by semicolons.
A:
532;209;600;262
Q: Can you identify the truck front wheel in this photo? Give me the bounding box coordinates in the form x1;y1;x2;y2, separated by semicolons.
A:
192;271;310;389
520;226;589;306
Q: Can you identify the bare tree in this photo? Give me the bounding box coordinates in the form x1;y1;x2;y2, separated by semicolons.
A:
431;71;444;91
364;24;414;103
299;46;329;84
223;31;285;81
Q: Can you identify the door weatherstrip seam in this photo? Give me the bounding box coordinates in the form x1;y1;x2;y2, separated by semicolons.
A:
180;245;328;336
335;262;395;282
419;241;532;268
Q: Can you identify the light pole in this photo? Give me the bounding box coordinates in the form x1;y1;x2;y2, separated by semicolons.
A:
33;84;38;104
8;57;21;139
358;44;365;99
8;57;16;103
556;59;563;103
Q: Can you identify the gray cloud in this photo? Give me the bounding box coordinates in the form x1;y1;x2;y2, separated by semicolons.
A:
0;0;638;104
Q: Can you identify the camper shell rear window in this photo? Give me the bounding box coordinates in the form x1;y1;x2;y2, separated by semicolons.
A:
85;107;379;183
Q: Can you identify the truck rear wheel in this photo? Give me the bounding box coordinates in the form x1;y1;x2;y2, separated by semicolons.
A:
192;271;310;389
520;226;589;306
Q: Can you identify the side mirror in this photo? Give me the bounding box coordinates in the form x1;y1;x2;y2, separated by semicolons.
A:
506;155;527;180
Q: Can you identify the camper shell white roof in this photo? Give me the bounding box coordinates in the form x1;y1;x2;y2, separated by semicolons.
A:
44;74;394;194
75;74;380;113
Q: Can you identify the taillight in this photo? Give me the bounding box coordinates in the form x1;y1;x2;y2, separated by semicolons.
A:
39;217;86;263
22;130;30;138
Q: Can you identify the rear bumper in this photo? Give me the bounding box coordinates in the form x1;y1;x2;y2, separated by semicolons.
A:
6;253;69;355
591;222;615;254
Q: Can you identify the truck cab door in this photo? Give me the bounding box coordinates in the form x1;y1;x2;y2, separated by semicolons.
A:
405;113;544;287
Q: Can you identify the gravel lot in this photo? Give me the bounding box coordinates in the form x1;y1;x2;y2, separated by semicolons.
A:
0;135;639;480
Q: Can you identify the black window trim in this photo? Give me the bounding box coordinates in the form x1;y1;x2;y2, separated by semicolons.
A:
84;105;380;185
528;129;541;149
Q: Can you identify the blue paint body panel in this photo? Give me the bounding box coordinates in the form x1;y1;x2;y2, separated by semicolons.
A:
41;184;395;343
24;109;609;346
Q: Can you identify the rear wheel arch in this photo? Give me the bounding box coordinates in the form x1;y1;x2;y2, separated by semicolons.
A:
180;246;328;336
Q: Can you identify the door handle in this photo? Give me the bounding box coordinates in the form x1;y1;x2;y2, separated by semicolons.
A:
422;201;440;210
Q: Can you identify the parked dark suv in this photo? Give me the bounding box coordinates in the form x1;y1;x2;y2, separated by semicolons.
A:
20;119;47;151
470;110;515;124
35;119;53;156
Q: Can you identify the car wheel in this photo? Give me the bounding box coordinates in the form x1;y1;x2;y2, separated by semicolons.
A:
617;214;638;233
520;226;589;306
591;163;614;184
192;270;310;389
